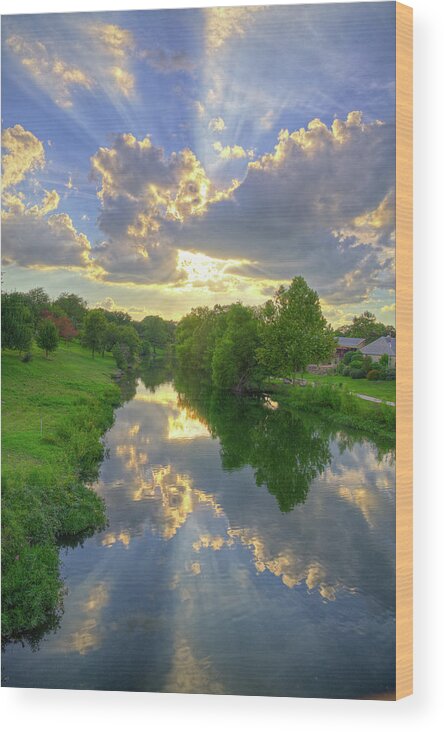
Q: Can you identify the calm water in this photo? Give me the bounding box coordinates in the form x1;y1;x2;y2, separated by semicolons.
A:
2;375;395;698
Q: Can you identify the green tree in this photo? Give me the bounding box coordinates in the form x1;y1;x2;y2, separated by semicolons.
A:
82;309;107;358
212;303;264;392
336;311;395;343
36;319;59;357
1;292;33;353
259;277;336;379
54;292;88;328
138;315;169;353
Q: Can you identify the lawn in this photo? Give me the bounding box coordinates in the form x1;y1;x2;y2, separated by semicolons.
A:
2;341;121;638
2;341;117;474
297;373;395;403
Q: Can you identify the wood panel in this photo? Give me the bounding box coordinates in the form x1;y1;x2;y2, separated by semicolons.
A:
395;1;413;701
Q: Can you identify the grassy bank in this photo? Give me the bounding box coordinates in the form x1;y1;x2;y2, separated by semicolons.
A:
268;381;395;442
289;373;396;402
2;342;121;639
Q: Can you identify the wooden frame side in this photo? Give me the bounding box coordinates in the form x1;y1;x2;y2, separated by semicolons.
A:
395;1;413;701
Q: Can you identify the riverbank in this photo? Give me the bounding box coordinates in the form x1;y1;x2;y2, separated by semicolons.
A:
268;380;395;442
1;342;121;639
269;374;395;403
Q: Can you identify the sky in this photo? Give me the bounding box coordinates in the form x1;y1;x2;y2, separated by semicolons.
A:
1;3;396;324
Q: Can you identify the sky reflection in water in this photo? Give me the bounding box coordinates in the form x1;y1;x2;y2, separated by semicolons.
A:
2;378;395;698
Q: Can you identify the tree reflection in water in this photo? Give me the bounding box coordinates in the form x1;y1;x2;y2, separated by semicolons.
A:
174;373;394;513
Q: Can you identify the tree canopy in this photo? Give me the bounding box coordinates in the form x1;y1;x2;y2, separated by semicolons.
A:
258;277;336;378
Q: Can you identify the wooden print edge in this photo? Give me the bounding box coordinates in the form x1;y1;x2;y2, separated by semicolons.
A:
395;1;413;701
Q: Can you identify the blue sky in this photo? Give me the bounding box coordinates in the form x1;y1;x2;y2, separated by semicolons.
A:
1;3;396;323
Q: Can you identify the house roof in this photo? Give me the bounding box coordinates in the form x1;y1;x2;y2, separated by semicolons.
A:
336;337;365;348
360;336;396;357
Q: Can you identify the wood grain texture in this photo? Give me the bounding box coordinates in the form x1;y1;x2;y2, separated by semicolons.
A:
395;1;413;700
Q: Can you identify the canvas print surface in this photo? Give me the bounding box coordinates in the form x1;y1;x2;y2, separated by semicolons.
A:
1;3;400;698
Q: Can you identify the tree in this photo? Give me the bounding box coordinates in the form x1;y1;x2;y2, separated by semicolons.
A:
212;304;264;392
1;292;33;353
138;315;169;353
259;277;336;379
82;309;107;358
36;319;59;357
41;311;78;343
54;292;88;328
336;311;395;343
25;287;51;326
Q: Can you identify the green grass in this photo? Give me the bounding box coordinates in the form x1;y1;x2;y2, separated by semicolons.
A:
268;381;395;442
2;342;121;639
270;372;395;402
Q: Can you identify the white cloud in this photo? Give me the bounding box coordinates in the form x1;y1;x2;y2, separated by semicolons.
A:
204;6;263;51
208;117;226;133
6;35;94;108
213;141;254;160
1;125;95;271
6;21;135;108
1;124;45;189
177;112;396;305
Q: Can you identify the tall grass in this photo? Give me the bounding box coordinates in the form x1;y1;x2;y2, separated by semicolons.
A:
271;383;395;441
1;344;121;639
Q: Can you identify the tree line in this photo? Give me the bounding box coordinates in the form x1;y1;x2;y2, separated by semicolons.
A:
1;286;175;369
176;277;337;392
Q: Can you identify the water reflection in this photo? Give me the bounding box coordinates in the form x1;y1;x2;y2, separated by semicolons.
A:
2;376;395;698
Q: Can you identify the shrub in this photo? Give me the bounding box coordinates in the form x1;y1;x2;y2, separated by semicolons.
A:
342;351;354;365
368;360;382;370
380;353;389;368
349;367;366;379
362;356;373;373
342;366;350;376
386;367;396;380
367;369;380;380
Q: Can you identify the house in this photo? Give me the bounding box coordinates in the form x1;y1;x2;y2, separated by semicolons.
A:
359;335;396;366
335;336;366;362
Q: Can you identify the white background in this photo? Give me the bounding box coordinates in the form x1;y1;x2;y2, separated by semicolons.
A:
1;0;443;730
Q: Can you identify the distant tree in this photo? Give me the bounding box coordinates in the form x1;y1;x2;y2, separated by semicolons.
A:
138;315;169;353
54;292;88;328
258;277;336;379
36;319;59;357
82;309;107;358
1;292;34;353
102;309;133;327
41;310;78;343
336;311;395;343
25;287;51;325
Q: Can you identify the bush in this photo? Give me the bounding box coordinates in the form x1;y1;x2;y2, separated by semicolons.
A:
362;356;373;373
342;366;350;376
349;367;366;379
342;351;354;365
367;369;380;380
386;367;396;380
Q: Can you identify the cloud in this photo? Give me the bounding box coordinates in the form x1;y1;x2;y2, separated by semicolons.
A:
381;303;396;314
213;141;254;160
90;132;238;285
204;6;263;51
2;204;94;270
6;35;94;108
1;124;45;189
194;101;206;118
1;125;95;271
176;112;395;305
208;116;226;133
141;47;196;74
6;21;135;107
259;110;275;131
